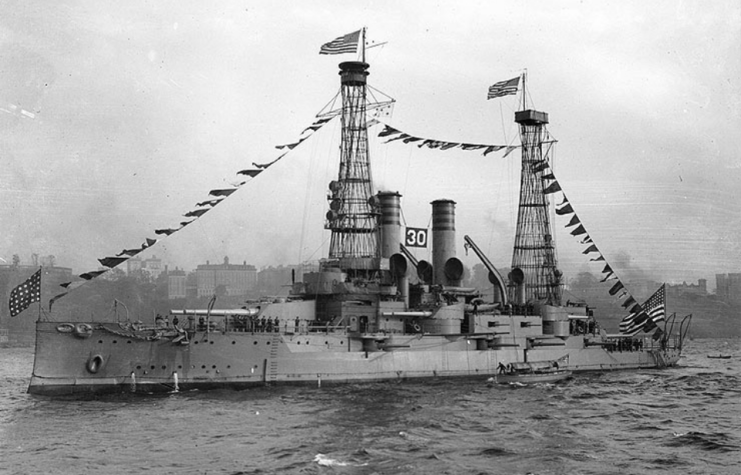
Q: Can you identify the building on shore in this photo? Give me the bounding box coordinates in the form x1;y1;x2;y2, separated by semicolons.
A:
126;255;164;279
167;267;187;300
667;279;707;299
716;273;741;304
196;257;257;297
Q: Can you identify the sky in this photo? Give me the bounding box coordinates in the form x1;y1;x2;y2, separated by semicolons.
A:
1;0;739;294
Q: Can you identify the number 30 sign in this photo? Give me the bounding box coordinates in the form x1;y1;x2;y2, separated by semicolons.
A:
405;227;428;248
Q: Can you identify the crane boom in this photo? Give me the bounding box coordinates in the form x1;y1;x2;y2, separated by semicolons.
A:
463;235;508;306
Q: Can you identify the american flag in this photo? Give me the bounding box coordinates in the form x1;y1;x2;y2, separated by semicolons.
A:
487;76;520;99
619;284;666;335
319;30;361;55
9;269;41;317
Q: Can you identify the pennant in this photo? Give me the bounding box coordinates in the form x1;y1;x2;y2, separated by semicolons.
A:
459;144;487;151
630;304;642;314
184;209;209;218
556;203;574;215
237;169;263;178
116;248;144;257
440;142;459;150
9;269;41;317
483;145;505;156
276;141;302;150
80;270;107;280
155;228;179;236
419;139;442;149
542;173;555;180
582;244;599;255
180;220;194;227
589;255;605;262
209;188;238;197
601;264;613;274
301;117;332;134
581;236;593;244
565;215;580;227
98;257;128;268
378;125;401;137
487;76;520;99
503;146;518;158
600;273;615;283
384;133;410;143
319;30;361;55
608;281;625;296
621;296;637;309
558;194;569;207
570;224;587;236
144;238;157;248
49;292;68;312
196;199;224;207
402;136;423;144
531;160;549;173
544;181;562;194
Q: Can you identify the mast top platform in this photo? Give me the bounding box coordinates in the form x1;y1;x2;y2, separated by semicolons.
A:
339;61;369;85
515;109;549;126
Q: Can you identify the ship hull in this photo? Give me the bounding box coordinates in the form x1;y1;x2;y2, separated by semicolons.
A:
28;321;682;396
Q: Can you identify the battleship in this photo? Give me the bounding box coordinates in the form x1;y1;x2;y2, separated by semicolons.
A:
28;41;691;396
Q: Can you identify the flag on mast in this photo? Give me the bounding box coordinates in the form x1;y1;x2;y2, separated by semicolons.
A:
9;268;41;317
319;30;361;55
619;284;666;335
487;76;520;99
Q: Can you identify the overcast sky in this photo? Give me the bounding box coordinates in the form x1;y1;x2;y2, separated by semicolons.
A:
1;0;739;293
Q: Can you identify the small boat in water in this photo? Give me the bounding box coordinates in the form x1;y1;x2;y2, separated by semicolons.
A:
707;355;731;359
488;360;572;385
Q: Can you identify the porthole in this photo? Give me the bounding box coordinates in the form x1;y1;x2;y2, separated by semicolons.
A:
150;365;155;370
232;341;236;345
227;365;231;369
212;365;216;369
201;365;206;369
98;340;103;344
161;365;166;370
195;341;199;345
297;342;301;345
267;341;270;345
253;341;257;345
210;341;214;345
136;365;142;370
127;340;132;344
113;340;118;344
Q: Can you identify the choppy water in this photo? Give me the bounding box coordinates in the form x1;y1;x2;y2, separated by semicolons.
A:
1;339;739;475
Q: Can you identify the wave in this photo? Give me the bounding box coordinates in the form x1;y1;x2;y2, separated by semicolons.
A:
313;453;368;467
666;431;739;452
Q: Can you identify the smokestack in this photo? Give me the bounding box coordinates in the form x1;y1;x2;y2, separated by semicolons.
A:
431;199;462;286
510;268;526;305
377;191;402;258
